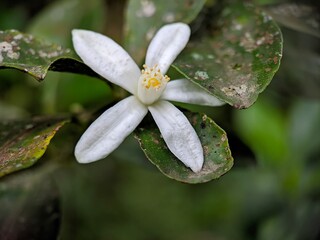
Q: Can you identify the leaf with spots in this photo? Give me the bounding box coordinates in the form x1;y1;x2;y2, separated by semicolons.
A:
125;0;206;63
135;112;233;184
0;30;97;81
0;117;69;178
173;3;283;109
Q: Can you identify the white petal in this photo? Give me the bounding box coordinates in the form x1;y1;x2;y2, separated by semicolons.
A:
75;96;148;163
161;79;225;106
148;101;204;172
145;23;190;74
72;29;140;94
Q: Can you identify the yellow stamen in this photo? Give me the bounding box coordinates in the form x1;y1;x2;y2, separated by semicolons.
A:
137;64;170;105
145;77;161;89
140;64;170;90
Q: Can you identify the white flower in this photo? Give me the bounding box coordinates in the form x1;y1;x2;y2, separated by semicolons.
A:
72;23;224;173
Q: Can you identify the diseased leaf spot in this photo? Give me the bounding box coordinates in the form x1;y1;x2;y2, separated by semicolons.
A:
194;70;209;80
136;0;156;18
232;63;242;70
191;53;204;60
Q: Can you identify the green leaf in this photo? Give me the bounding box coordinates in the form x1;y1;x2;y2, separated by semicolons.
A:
125;0;206;63
0;30;96;80
173;3;283;108
0;172;60;240
0;117;68;177
135;112;233;184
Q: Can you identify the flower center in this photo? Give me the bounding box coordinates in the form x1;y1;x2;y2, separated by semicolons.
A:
144;77;161;89
137;64;170;105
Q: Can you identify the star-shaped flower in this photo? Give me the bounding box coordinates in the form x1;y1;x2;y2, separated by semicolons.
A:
72;23;223;172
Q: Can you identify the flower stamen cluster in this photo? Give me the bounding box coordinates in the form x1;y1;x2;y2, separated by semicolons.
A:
140;64;170;90
137;64;170;105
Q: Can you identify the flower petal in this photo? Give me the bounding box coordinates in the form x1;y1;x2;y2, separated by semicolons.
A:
145;23;190;74
148;101;204;172
72;29;140;94
161;79;225;106
75;96;148;163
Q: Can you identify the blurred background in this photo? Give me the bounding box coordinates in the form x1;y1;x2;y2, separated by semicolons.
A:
0;0;319;239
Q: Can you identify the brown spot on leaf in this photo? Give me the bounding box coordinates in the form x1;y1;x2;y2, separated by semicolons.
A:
273;56;278;64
